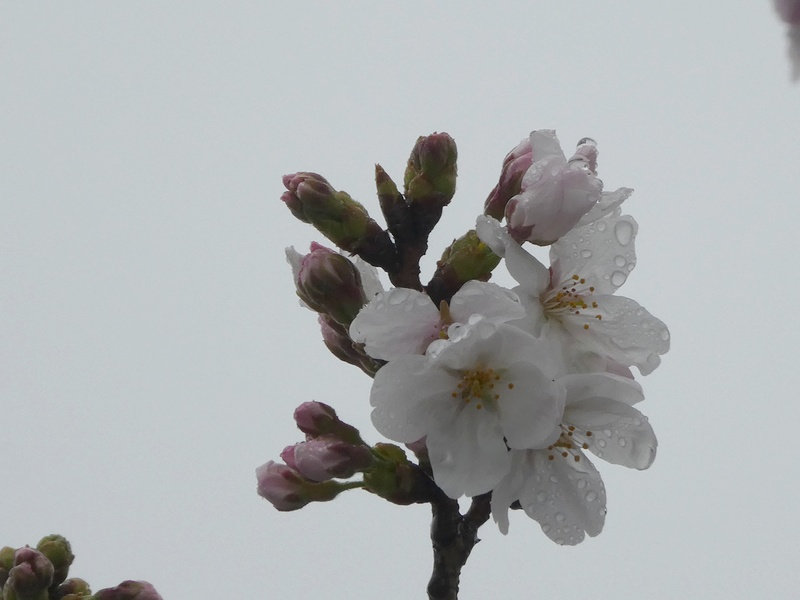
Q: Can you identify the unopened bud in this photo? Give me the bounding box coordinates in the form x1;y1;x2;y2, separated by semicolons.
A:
483;136;533;219
0;546;14;589
293;401;363;445
363;444;431;505
92;581;162;600
53;577;91;600
426;230;500;306
289;435;373;482
281;173;396;270
36;535;73;588
404;133;458;203
5;547;54;600
293;243;367;325
318;315;381;376
255;461;345;511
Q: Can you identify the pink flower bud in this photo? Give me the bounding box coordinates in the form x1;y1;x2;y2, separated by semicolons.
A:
93;580;163;600
483;137;533;219
293;401;363;444
295;243;367;325
7;547;54;597
256;461;312;511
291;435;373;481
775;0;800;24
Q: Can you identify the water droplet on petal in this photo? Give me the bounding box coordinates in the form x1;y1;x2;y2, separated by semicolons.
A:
596;221;607;232
585;491;597;502
597;439;607;448
537;491;547;503
660;328;670;341
618;438;627;447
576;479;587;490
580;249;593;258
603;429;612;437
549;476;559;483
542;524;551;533
599;507;607;516
614;220;634;246
614;255;626;267
555;513;566;523
610;271;627;287
555;538;565;545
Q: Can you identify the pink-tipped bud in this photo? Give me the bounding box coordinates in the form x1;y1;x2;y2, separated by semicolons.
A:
318;315;381;376
255;460;344;511
93;580;163;600
6;547;55;598
291;435;373;482
483;137;533;219
281;173;397;270
294;243;367;325
775;0;800;24
292;401;363;445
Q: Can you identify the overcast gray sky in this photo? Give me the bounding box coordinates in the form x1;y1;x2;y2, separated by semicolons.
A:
2;3;799;599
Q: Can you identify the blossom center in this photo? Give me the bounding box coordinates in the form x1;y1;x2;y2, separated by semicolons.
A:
546;424;593;463
542;274;603;330
450;366;507;411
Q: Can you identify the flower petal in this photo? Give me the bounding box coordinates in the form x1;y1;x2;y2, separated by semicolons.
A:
499;363;564;450
427;407;511;498
564;397;657;470
550;213;638;296
449;281;525;325
561;372;644;407
350;288;441;361
577;187;633;226
494;449;606;544
370;355;458;443
562;295;670;375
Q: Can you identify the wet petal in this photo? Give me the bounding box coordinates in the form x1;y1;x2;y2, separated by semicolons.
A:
550;213;638;296
499;363;564;450
449;281;525;325
561;372;644;407
562;295;670;375
350;288;441;361
427;407;511;498
565;398;657;469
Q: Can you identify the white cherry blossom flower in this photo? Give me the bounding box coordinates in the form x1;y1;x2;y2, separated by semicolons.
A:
370;318;566;498
477;214;669;375
349;281;524;362
491;373;656;544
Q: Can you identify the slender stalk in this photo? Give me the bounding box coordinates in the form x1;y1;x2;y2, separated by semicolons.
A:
426;492;492;600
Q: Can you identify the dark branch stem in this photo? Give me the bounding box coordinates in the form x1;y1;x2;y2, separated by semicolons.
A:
426;491;492;600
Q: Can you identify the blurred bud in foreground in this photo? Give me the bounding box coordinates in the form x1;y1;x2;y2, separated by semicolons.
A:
283;435;374;482
291;242;368;326
92;580;162;600
256;461;348;511
36;535;74;589
426;229;500;306
775;0;800;23
293;401;364;445
483;136;533;220
774;0;800;80
281;172;396;270
4;547;54;600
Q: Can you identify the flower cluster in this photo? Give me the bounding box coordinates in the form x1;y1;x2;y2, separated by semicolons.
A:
0;535;162;600
265;130;669;548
